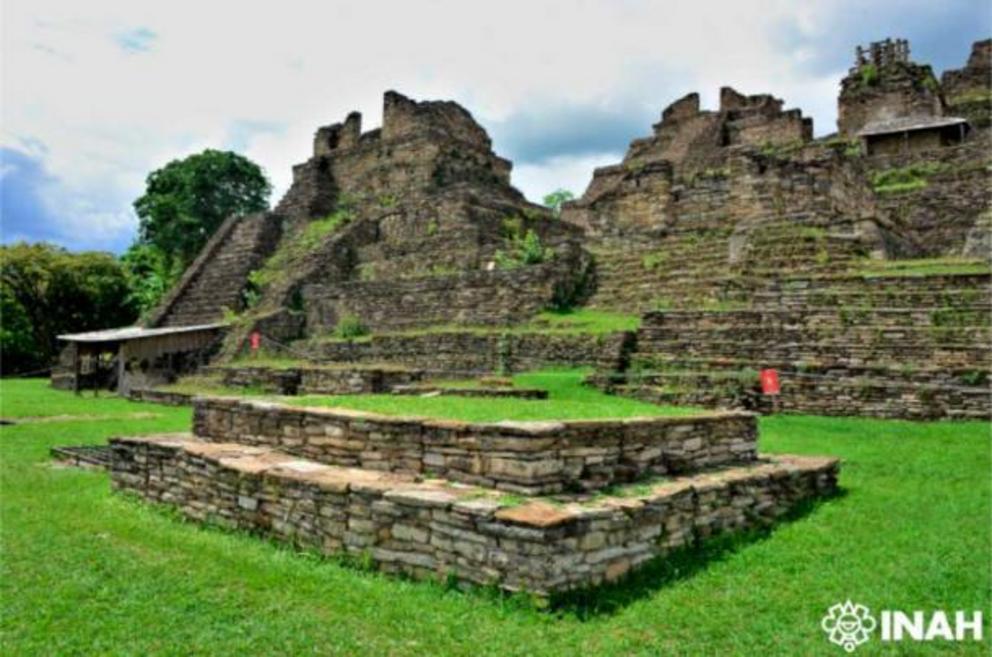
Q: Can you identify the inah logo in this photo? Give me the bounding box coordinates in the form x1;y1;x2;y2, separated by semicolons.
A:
822;600;877;652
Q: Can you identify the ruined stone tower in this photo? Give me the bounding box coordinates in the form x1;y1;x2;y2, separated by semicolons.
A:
837;38;946;137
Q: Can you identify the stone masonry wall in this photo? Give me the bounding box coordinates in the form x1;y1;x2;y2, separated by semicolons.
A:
191;397;758;494
302;251;589;332
303;330;633;377
211;365;423;395
868;142;991;256
110;434;838;596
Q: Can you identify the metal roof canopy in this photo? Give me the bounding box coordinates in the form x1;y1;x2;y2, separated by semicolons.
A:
858;115;967;137
58;322;226;344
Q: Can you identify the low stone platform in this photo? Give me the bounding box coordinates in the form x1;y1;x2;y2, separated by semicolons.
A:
192;397;758;494
109;434;838;596
210;364;424;395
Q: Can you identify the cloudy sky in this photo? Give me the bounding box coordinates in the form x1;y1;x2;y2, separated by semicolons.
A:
2;0;989;253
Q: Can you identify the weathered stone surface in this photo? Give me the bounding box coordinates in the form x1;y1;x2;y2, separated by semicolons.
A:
109;434;839;596
192;397;759;493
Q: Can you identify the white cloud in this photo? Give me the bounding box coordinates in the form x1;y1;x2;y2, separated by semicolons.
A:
513;152;622;204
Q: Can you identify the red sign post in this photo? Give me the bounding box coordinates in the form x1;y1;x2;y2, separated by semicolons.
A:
249;331;261;356
759;368;780;395
759;368;781;413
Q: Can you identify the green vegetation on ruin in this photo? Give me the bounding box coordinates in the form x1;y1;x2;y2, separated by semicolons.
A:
858;62;879;87
870;161;950;195
1;378;988;655
247;207;355;291
309;308;641;344
854;256;991;278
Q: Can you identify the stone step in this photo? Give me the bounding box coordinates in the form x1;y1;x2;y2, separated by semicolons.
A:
109;433;839;596
615;370;992;420
192;396;760;495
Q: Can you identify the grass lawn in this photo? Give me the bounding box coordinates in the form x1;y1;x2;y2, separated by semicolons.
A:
1;378;990;656
290;370;704;420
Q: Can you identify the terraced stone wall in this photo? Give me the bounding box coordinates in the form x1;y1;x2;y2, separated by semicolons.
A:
302;330;633;377
302;245;590;332
110;435;838;595
210;365;423;395
600;272;992;420
868;142;991;257
191;397;758;494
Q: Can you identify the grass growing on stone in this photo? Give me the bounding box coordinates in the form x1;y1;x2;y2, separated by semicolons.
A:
870;161;949;196
855;257;991;278
289;369;703;420
310;309;641;344
528;308;641;333
1;378;989;655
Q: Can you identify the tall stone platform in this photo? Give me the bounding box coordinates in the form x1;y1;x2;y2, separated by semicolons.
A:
109;397;839;597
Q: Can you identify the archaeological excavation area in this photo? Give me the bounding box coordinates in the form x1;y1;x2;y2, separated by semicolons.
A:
56;37;990;595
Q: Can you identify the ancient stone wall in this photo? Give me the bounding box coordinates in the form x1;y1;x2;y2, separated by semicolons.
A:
867;142;991;256
942;39;992;129
302;250;589;332
276;90;518;224
301;330;633;377
110;434;838;596
191;397;758;494
597;272;992;420
619;87;813;173
220;91;588;355
210;365;423;395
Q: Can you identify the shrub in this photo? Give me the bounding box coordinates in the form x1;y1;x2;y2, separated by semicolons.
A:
642;253;665;271
333;314;369;340
494;228;554;269
859;63;878;87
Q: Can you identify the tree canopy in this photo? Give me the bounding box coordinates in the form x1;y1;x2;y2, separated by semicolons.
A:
1;243;138;374
134;149;272;269
542;188;575;217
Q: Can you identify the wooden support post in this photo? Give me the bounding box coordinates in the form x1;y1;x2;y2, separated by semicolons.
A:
73;346;81;396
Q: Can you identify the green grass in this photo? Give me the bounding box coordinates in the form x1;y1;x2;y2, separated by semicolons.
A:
855;257;992;278
310;308;640;344
288;369;702;420
871;162;949;196
150;368;701;419
1;379;990;655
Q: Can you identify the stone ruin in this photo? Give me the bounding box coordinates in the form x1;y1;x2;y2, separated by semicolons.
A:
109;399;838;596
55;37;992;594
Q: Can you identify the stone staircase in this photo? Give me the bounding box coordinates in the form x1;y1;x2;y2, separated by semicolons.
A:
148;213;283;328
594;271;992;420
586;217;873;312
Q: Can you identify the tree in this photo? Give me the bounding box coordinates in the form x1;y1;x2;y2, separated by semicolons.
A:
542;188;575;218
134;149;271;269
120;242;181;314
0;243;138;374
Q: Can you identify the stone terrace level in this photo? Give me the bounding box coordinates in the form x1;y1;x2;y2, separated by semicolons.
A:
110;396;839;596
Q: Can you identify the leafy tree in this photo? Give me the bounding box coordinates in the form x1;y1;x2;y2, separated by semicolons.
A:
120;242;181;314
542;188;575;217
0;243;138;374
134;149;271;268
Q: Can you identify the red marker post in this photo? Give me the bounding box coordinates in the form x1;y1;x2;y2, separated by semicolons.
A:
249;331;261;358
759;368;781;413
